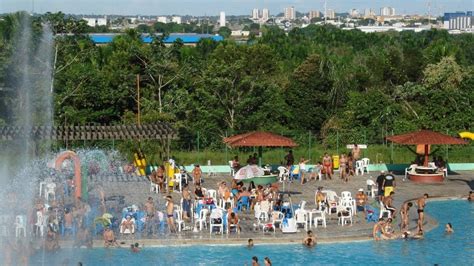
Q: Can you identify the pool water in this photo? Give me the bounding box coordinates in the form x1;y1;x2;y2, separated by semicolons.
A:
30;200;473;266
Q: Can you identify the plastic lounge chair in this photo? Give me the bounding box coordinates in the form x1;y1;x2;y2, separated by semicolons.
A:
294;209;308;231
337;206;353;226
379;202;392;219
45;182;56;201
207;189;217;201
366;179;377;198
271;211;285;229
355;160;364;176
119;217;136;234
229;161;235;176
340;191;352;199
312;210;327;228
15;215;27;238
361;158;370;174
209;209;224;234
35;211;47;237
174;210;185;232
277;166;289;183
194;208;209;231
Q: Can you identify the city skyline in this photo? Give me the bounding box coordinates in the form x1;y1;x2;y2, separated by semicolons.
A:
1;0;472;16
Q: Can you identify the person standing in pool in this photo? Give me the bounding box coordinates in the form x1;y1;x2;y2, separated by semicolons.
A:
416;194;429;235
400;202;413;232
165;196;176;233
264;257;272;266
445;223;454;233
251;256;260;266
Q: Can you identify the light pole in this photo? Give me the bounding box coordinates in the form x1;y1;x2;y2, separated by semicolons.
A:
324;0;328;24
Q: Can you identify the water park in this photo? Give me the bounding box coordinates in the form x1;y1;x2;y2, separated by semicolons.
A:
0;11;473;266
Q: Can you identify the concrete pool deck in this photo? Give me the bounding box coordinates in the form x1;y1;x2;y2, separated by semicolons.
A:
56;171;474;248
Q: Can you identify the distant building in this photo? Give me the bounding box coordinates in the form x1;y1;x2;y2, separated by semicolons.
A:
326;9;336;19
231;30;250;37
157;16;168;23
262;8;270;21
83;17;107;27
172;16;181;24
364;8;376;18
309;10;320;20
380;7;396;16
219;12;226;27
252;8;259;20
284;6;296;21
349;9;359;18
443;11;473;30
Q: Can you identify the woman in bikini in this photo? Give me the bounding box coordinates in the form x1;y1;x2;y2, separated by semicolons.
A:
322;153;332;180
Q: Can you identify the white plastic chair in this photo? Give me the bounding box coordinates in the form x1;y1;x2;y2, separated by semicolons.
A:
119;218;136;234
294;209;308;231
366;179;377;198
194;208;209;231
271;211;285;229
361;158;370;174
299;200;307;211
175;210;185;232
15;215;27;238
229;161;235;176
337;206;353;226
277;166;289;183
207;189;217;201
150;180;159;194
355;160;364;176
35;211;47;237
379;202;392;219
341;191;352;199
322;190;339;215
45;183;56;201
209;209;224;234
219;198;234;210
0;215;10;236
340;198;356;216
312;210;327;228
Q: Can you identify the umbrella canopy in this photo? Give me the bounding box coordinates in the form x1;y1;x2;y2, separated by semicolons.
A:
386;130;467;167
234;165;265;180
223;131;297;147
386;130;467;145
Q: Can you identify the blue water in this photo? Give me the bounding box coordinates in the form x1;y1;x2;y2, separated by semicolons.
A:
30;200;473;266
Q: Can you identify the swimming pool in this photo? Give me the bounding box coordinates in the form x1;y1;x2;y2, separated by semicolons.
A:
30;200;473;266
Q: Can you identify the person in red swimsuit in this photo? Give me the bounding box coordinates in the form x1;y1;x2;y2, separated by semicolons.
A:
322;153;332;180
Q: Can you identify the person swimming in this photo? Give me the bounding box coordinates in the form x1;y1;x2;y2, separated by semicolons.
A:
445;223;454;234
247;238;254;248
131;243;140;253
303;231;316;247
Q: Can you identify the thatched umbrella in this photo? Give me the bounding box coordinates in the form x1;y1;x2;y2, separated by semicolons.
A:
386;130;467;167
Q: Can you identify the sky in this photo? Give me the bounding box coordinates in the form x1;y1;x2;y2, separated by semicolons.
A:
1;0;472;16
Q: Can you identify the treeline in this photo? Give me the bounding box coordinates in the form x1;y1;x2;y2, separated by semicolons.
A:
0;12;473;152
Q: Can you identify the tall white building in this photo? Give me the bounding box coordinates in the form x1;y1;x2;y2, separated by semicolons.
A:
171;16;181;24
284;6;296;21
262;8;270;21
326;9;336;19
380;7;396;16
219;11;226;27
364;8;376;17
252;8;259;20
309;10;320;20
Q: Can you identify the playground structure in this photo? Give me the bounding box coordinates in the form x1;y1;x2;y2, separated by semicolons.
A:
459;131;474;140
55;151;82;199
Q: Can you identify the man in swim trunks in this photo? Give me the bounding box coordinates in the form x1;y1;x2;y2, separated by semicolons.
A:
284;150;295;168
416;194;428;235
400;201;413;232
352;144;361;163
192;165;202;185
303;230;317;247
165;196;176;233
382;171;396;197
227;211;241;233
182;184;192;221
103;227;119;248
322;153;332;180
383;191;397;218
156;165;165;192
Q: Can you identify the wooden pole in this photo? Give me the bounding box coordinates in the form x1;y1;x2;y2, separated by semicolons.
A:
424;144;429;167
